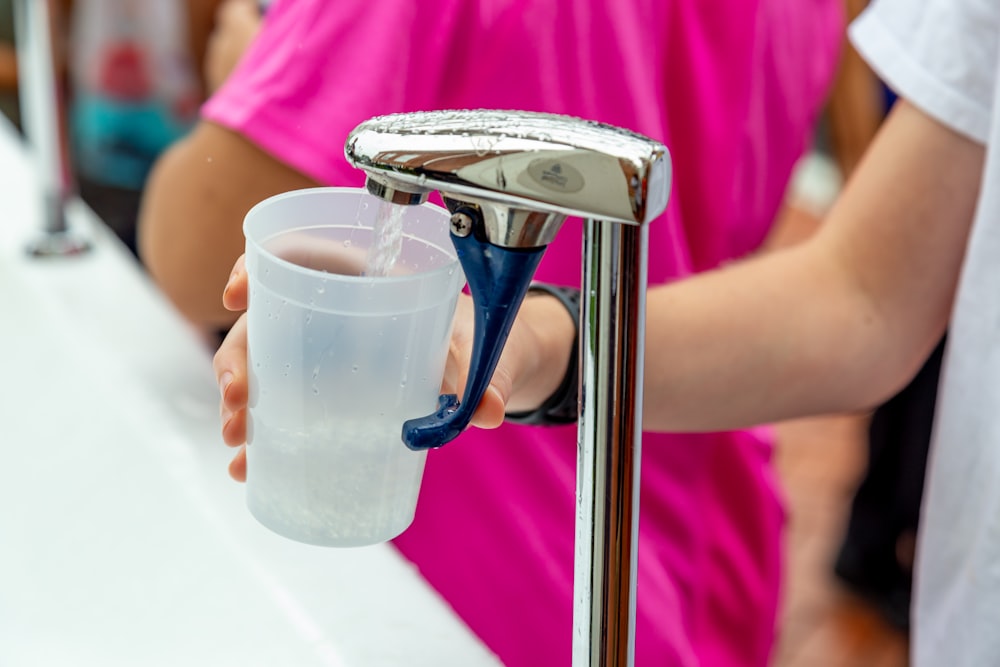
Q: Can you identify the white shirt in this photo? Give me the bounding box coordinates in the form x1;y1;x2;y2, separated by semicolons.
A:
852;2;1000;664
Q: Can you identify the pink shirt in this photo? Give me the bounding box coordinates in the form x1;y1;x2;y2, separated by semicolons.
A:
205;1;843;664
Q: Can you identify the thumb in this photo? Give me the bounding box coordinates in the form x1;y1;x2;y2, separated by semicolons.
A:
446;294;512;430
468;373;513;430
222;254;248;311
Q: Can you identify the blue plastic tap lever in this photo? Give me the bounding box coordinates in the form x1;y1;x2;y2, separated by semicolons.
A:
401;230;545;450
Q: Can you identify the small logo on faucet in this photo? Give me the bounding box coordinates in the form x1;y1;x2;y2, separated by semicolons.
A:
527;158;584;193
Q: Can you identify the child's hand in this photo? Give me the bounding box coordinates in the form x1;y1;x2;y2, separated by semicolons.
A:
212;254;573;481
213;255;250;480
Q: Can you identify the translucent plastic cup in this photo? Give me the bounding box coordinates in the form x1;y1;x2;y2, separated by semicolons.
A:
242;187;465;547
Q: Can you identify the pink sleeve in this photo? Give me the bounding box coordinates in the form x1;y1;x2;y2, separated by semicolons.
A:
201;0;456;186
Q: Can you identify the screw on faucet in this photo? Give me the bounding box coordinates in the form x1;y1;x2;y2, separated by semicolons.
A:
450;212;474;237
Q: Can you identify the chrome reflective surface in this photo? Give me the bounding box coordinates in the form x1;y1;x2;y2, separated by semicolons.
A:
574;222;647;667
345;109;670;248
442;196;567;248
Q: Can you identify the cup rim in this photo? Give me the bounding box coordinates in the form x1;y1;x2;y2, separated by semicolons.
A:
243;187;459;285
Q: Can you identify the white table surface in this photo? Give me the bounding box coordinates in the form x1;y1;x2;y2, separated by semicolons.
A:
0;117;500;667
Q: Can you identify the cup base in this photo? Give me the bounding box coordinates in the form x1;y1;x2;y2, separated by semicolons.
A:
247;500;415;548
244;418;427;548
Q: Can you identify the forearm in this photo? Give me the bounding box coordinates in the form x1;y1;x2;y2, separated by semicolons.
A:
642;241;902;430
516;101;983;433
138;121;318;329
644;101;982;431
505;291;576;413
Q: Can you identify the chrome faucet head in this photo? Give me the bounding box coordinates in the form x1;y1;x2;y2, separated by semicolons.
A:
345;109;670;247
343;110;671;450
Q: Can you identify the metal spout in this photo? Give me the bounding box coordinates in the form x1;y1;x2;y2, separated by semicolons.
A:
345;109;670;245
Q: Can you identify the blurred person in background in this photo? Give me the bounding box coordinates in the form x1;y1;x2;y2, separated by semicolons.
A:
140;0;845;664
66;0;225;255
0;0;226;253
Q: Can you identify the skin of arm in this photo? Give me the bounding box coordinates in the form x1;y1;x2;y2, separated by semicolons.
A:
636;101;983;430
138;121;319;329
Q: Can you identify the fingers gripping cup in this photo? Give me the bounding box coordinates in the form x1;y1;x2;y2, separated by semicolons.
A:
242;187;465;547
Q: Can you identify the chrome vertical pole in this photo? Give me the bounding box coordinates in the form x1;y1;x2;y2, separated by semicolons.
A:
13;0;90;256
573;220;648;666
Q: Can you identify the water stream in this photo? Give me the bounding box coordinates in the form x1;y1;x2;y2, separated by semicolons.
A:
363;200;406;277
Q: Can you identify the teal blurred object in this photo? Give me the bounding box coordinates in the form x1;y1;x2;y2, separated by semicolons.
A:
67;0;200;190
71;93;192;190
65;0;200;255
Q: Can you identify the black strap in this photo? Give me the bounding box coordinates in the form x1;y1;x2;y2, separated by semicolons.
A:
504;283;580;426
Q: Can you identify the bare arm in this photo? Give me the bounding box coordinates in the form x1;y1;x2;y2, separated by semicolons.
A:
137;121;319;328
637;100;984;431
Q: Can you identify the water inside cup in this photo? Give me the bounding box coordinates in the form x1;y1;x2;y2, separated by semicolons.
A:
242;188;464;547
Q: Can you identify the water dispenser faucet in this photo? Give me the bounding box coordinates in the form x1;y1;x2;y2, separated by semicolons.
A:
345;109;668;450
346;109;668;242
347;109;670;666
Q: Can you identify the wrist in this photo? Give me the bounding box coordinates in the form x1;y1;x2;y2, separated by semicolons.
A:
505;284;579;425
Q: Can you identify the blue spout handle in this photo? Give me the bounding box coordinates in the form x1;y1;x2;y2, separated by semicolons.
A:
402;233;545;450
